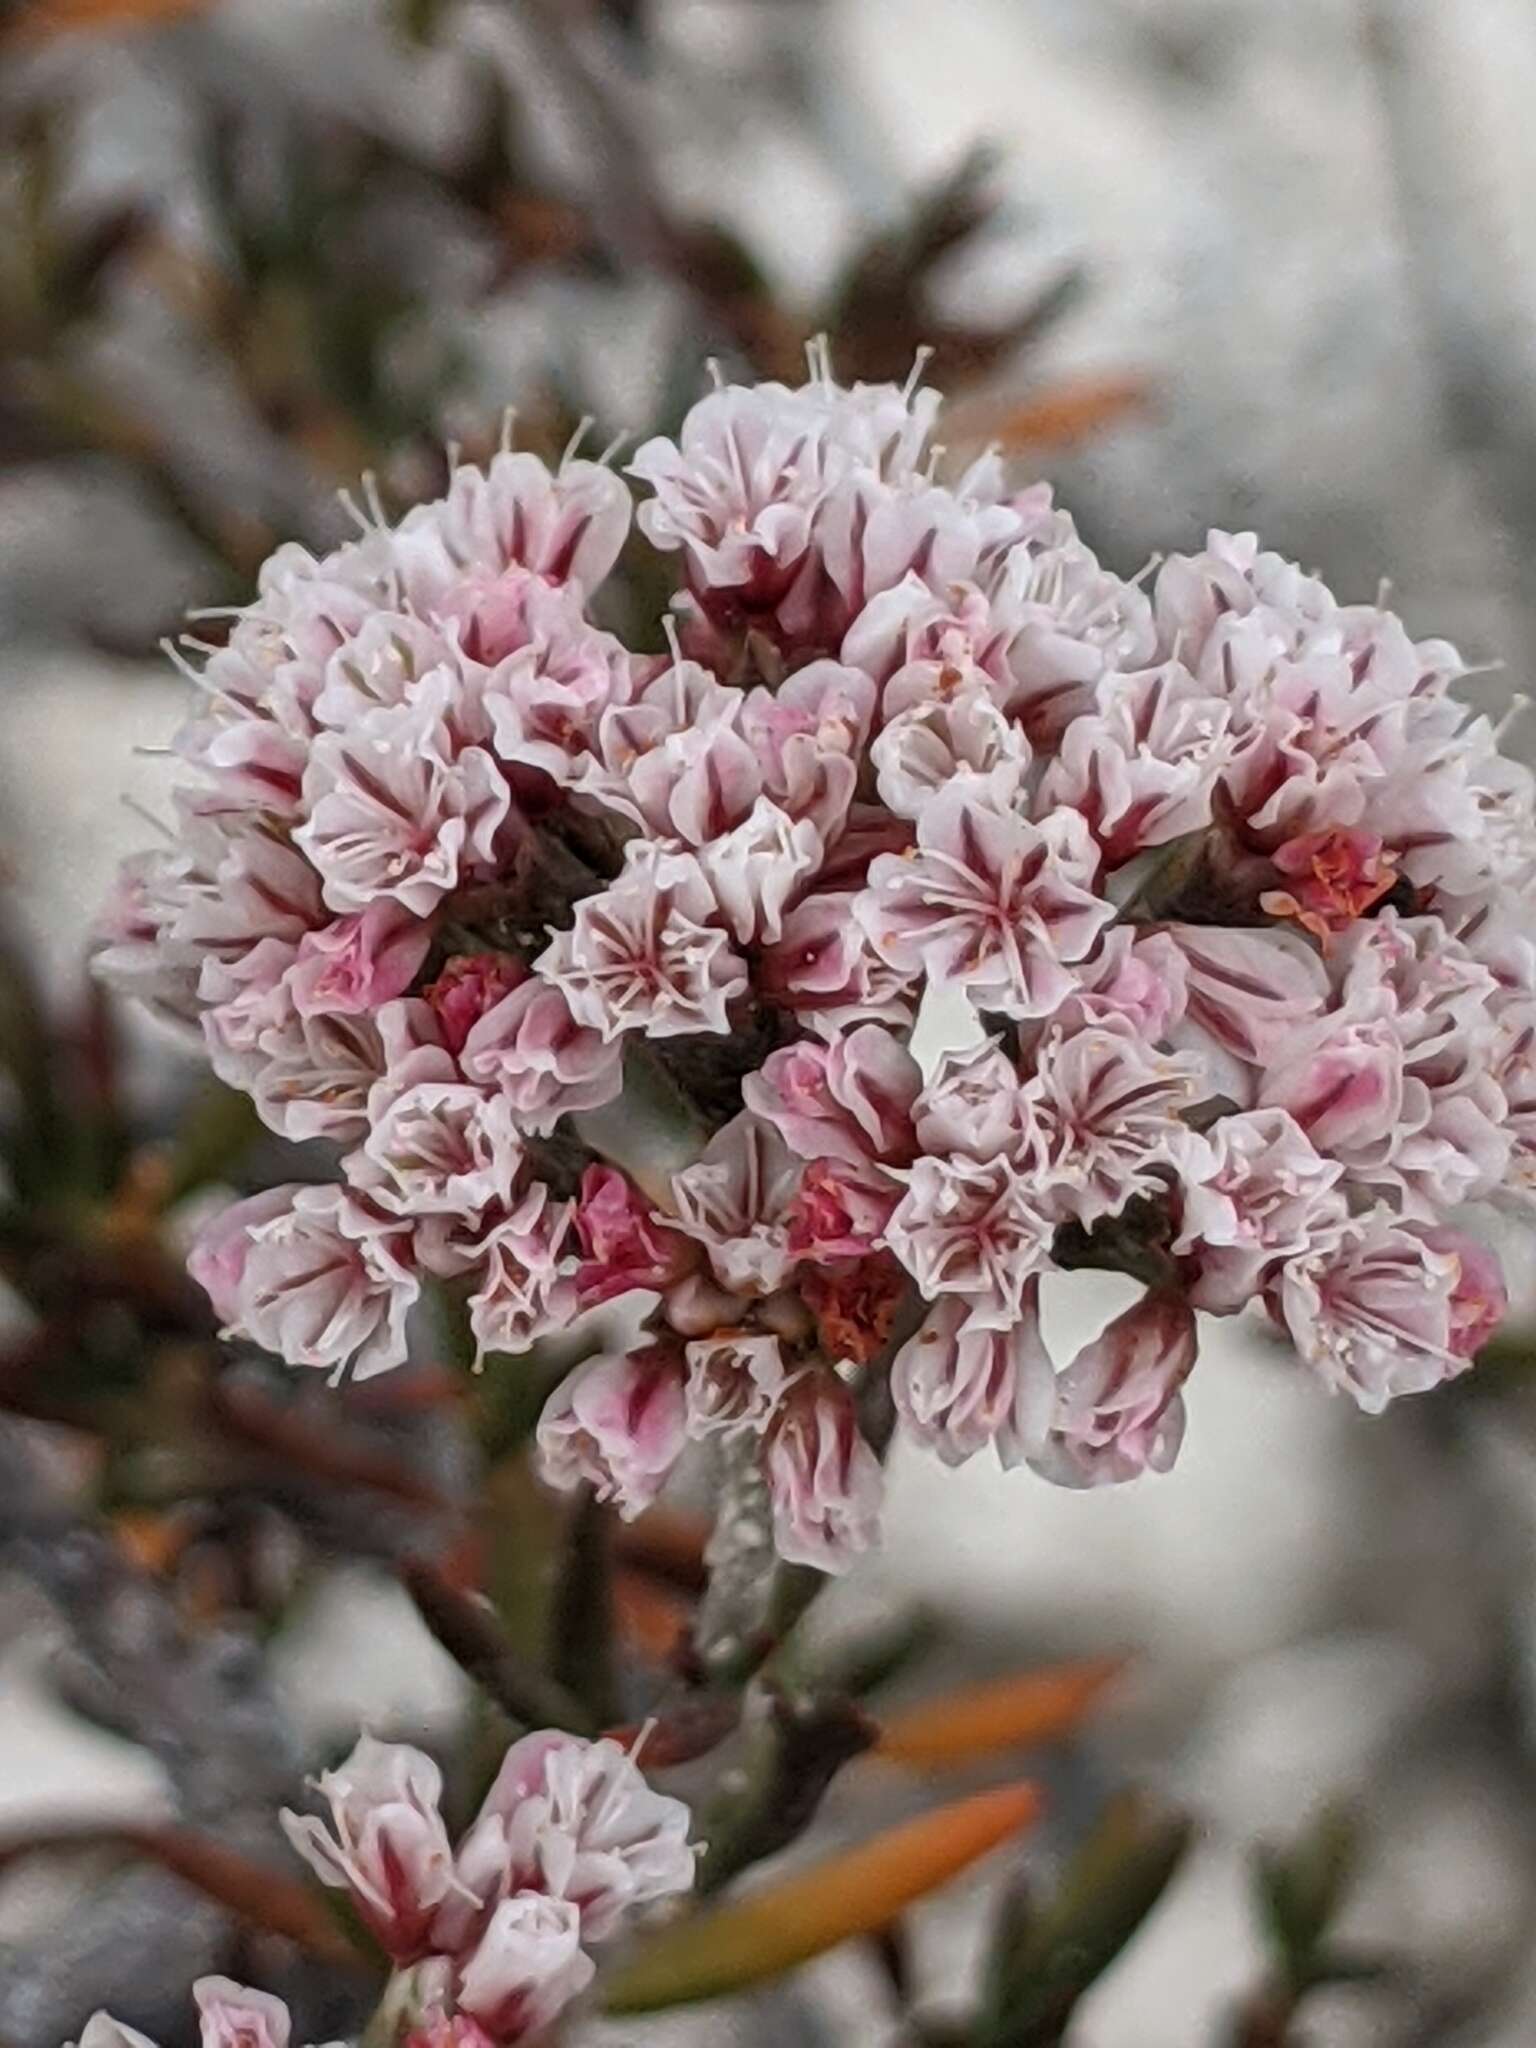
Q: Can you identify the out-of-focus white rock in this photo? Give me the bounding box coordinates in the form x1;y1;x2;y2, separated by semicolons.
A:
0;658;186;995
0;1634;172;1833
881;1288;1355;1668
266;1563;469;1750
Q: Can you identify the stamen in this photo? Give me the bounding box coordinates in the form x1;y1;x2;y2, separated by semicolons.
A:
902;343;935;403
560;415;596;471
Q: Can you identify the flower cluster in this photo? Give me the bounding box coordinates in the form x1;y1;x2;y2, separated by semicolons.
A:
280;1731;694;2042
102;357;1533;1571
70;1978;324;2048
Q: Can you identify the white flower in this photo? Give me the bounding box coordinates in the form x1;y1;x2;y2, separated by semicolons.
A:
893;1290;1054;1468
535;842;748;1041
670;1113;801;1295
455;1893;595;2042
883;1154;1053;1331
765;1375;885;1572
296;688;509;916
856;787;1113;1018
280;1734;457;1961
216;1183;418;1381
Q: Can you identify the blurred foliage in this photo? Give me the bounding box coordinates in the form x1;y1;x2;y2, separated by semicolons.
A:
0;0;1120;646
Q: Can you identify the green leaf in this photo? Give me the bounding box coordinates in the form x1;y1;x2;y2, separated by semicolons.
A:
1252;1801;1360;1989
605;1782;1043;2013
161;1080;262;1208
974;1792;1192;2047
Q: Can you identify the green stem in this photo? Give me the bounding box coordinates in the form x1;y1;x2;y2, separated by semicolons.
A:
571;1042;712;1205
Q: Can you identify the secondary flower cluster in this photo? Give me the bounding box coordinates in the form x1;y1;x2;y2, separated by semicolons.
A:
101;356;1533;1570
70;1979;332;2048
281;1731;694;2042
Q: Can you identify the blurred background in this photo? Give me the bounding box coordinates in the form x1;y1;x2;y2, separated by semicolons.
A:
5;2;1536;2044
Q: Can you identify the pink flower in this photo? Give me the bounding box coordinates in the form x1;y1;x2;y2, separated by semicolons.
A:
1060;927;1189;1042
1039;660;1233;868
193;1980;293;2048
395;448;632;614
1032;1291;1197;1487
1163;924;1328;1096
1258;1005;1404;1159
786;1157;898;1260
739;660;872;841
1173;1108;1349;1312
893;1289;1054;1467
482;580;638;787
170;813;323;961
1260;828;1400;943
577;658;742;832
404;2014;494;2048
463;1187;576;1357
447;1730;695;1951
882;1154;1053;1331
757;890;916;1036
288;903;433;1018
856;788;1114;1018
743;1024;921;1170
669;1113;801;1295
694;796;824;945
296;690;510;917
250;1009;387;1146
1029;1023;1206;1226
454;1895;594;2042
630;375;939;602
683;1332;789;1437
1153;528;1335;666
280;1734;458;1961
870;686;1030;822
764;1375;884;1573
1278;1213;1505;1413
535;1344;689;1518
352;1054;525;1223
989;527;1158;745
425;952;528;1055
912;1039;1035;1162
187;1187;303;1325
535;842;748;1041
460;979;624;1136
201;938;302;1094
221;1184;419;1381
311;611;474;734
573;1165;692;1307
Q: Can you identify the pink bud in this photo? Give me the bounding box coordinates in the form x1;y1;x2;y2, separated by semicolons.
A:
573;1164;694;1307
1033;1291;1197;1487
424;952;528;1055
764;1375;883;1572
535;1344;689;1518
1261;828;1400;944
193;1980;292;2048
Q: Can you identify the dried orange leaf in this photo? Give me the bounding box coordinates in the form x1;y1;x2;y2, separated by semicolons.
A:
7;0;208;40
876;1657;1123;1768
604;1780;1042;2011
947;374;1150;453
0;1824;362;1964
613;1563;691;1662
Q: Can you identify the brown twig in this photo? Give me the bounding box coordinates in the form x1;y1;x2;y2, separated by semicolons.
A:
399;1553;597;1735
0;1822;363;1967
